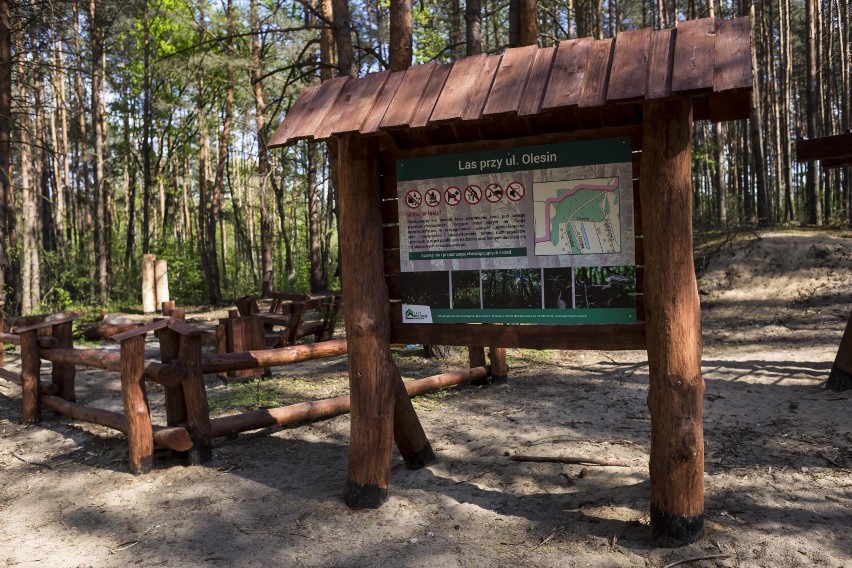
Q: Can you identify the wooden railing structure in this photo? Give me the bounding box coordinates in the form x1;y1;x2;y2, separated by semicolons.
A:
0;306;496;474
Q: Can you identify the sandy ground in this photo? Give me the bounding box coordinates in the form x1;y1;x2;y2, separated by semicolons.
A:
1;230;851;568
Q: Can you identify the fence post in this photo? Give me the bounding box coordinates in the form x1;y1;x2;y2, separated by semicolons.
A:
178;333;212;464
19;329;41;424
120;334;154;474
51;321;76;401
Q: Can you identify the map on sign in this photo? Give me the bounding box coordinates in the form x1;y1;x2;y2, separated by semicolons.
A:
533;177;621;257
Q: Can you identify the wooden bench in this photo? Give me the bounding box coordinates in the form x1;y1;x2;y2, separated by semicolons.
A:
234;292;343;349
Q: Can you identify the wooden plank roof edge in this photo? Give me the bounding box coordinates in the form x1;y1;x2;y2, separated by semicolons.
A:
267;16;753;146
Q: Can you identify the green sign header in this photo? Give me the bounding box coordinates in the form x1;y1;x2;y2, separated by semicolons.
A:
396;136;632;182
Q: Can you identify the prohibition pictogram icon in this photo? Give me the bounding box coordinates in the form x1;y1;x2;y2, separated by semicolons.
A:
464;184;482;205
405;190;422;209
424;188;442;207
445;186;461;206
485;183;504;203
507;181;525;201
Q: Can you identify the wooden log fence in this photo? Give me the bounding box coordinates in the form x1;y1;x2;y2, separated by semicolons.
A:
210;366;489;438
0;309;490;474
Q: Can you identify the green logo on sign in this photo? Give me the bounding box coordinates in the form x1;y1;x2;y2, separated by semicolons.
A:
404;308;428;320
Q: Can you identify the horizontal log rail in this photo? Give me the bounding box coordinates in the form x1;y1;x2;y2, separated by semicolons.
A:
0;366;21;384
39;347;187;387
40;394;192;452
0;333;58;348
201;338;348;374
0;368;59;395
209;365;489;438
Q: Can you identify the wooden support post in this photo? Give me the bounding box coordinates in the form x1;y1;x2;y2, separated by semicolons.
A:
488;347;508;381
392;365;437;469
51;321;76;401
178;334;213;464
120;334;154;474
219;311;267;381
469;347;490;385
157;326;187;428
826;310;852;391
19;329;41;424
338;135;434;508
161;301;176;316
468;347;487;368
640;98;705;547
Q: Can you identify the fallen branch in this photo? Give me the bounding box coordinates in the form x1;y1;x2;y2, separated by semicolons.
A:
11;452;54;470
662;554;730;568
509;454;632;467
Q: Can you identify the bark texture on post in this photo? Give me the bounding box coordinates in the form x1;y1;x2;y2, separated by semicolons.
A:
338;135;422;508
488;347;508;380
157;326;187;428
339;135;394;507
392;366;437;469
120;334;154;475
51;321;75;401
640;98;705;547
826;310;852;391
20;329;40;423
178;334;213;464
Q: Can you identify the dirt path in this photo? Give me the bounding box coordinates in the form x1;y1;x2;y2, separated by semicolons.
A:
1;230;851;567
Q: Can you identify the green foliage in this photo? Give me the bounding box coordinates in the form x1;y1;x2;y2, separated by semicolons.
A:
412;3;453;63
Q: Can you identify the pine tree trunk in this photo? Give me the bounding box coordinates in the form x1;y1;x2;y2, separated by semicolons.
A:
0;0;11;309
18;48;39;313
210;0;234;298
465;0;482;55
251;0;274;296
333;0;356;78
805;0;822;225
389;0;412;71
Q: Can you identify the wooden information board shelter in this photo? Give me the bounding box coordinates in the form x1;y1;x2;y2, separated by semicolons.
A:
795;133;852;392
269;17;752;547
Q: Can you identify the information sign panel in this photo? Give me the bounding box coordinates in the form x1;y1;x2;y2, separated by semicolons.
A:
397;137;636;325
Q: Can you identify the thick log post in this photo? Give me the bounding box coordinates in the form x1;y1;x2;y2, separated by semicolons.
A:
338;135;434;508
826;310;852;391
392;365;437;469
51;321;76;401
640;98;705;547
19;329;41;424
488;347;508;380
178;334;213;463
469;347;490;385
120;334;154;474
157;326;187;428
142;253;157;314
161;301;176;316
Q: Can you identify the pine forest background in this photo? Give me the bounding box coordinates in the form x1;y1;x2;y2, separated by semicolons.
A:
0;0;849;316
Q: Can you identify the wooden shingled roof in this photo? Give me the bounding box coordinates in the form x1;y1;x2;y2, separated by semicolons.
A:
268;17;752;148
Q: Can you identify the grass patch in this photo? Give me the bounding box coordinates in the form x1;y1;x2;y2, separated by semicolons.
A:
208;374;349;416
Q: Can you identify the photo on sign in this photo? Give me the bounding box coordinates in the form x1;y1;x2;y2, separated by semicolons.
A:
543;267;574;309
573;266;636;309
482;269;542;309
450;270;481;309
400;271;450;308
